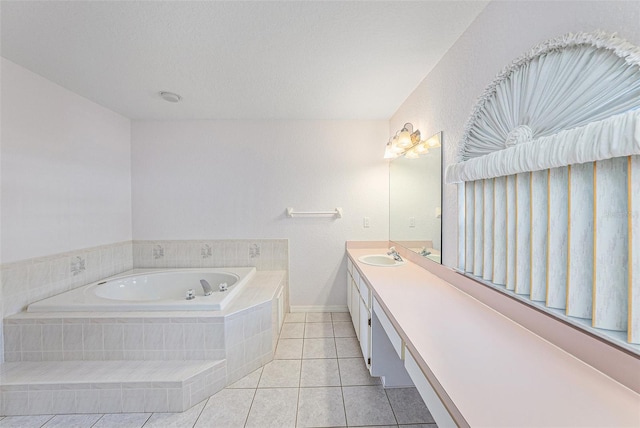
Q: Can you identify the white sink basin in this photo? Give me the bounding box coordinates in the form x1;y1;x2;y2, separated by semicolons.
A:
358;254;405;267
426;254;441;263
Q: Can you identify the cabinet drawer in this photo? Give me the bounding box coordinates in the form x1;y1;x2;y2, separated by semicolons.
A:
373;298;402;359
405;350;456;428
347;258;353;275
353;269;361;291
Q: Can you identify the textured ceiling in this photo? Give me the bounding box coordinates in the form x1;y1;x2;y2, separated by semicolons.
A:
1;1;487;120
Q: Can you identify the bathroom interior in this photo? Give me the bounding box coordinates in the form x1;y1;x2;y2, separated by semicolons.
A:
1;1;639;427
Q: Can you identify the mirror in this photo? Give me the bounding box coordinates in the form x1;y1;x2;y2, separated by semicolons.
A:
389;132;442;263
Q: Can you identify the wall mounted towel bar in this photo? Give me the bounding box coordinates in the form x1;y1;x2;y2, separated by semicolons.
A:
286;207;343;218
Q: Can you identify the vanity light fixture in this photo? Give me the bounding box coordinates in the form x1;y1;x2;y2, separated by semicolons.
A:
385;123;441;159
159;91;182;103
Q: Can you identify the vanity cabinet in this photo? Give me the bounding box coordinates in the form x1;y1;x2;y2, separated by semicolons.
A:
348;253;449;424
347;247;640;428
347;259;371;368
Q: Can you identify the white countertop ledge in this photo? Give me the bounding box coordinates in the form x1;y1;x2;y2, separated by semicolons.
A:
347;248;640;428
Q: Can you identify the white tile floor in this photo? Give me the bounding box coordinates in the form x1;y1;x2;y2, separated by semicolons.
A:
0;312;437;428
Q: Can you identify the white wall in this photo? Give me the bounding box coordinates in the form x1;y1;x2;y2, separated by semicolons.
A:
131;120;388;308
390;0;640;267
1;56;3;361
1;59;132;263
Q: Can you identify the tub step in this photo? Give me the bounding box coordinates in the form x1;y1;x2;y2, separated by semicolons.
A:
0;359;225;416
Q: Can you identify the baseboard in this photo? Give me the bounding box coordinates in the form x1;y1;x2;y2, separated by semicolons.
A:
290;305;348;313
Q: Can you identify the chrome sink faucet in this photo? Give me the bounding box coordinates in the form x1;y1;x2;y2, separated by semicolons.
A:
200;279;213;296
387;246;403;262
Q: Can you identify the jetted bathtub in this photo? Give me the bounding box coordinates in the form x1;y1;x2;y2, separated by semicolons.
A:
27;267;256;312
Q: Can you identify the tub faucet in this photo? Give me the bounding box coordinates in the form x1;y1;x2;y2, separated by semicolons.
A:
200;279;213;296
387;246;403;262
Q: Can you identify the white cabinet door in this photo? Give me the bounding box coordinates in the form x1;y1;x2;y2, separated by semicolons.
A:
359;297;370;367
349;277;356;320
346;272;352;312
351;280;360;341
359;277;371;309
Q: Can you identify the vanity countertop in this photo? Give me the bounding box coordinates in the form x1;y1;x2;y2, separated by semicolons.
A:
347;247;640;427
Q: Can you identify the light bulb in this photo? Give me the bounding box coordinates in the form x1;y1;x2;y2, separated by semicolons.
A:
404;149;419;159
427;135;441;147
384;143;399;159
397;129;412;148
415;143;430;154
391;136;404;153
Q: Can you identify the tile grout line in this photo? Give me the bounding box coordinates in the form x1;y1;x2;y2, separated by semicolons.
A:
286;314;305;426
190;397;212;428
140;413;153;428
241;387;258;428
294;334;303;428
37;414;55;428
333;312;350;428
242;364;265;427
384;388;400;427
89;413;105;428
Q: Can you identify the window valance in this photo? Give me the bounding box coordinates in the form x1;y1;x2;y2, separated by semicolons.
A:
448;31;640;183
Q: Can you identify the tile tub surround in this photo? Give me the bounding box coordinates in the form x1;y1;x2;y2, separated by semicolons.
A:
0;239;289;364
1;241;134;318
0;312;436;427
1;239;288;322
131;240;288;271
3;314;228;363
132;239;290;312
3;271;284;383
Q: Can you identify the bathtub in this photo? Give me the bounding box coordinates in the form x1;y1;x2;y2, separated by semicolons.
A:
27;267;256;312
